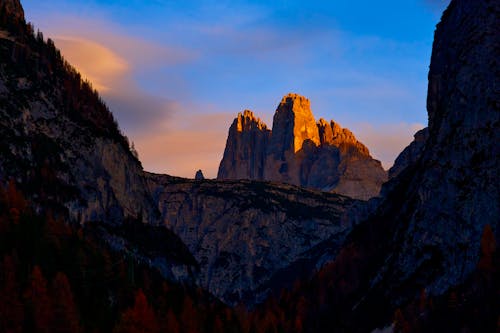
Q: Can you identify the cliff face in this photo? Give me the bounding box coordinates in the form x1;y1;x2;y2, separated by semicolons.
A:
218;93;387;200
146;173;364;305
217;110;271;180
0;19;157;226
383;0;500;294
354;0;500;311
0;2;198;282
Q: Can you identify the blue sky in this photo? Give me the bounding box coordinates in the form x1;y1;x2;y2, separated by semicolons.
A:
22;0;449;177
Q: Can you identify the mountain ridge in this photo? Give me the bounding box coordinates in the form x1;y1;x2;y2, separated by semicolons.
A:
218;93;388;200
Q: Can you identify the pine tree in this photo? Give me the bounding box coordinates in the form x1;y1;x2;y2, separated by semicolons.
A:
478;224;496;272
51;272;81;333
113;289;159;333
0;255;24;333
24;266;52;333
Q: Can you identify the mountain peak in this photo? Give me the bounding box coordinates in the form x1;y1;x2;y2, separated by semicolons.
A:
278;93;311;110
235;109;268;132
272;93;320;153
219;95;387;200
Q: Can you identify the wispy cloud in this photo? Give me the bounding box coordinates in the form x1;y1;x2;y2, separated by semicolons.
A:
54;36;128;92
46;17;195;133
25;3;431;178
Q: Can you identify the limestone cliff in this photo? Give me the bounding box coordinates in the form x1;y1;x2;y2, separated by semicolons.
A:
0;2;196;282
380;0;500;294
217;110;270;180
338;0;500;325
146;173;364;305
218;93;387;200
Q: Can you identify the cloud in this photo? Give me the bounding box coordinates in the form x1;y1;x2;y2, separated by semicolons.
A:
45;16;197;133
29;5;430;179
133;112;235;178
350;122;426;170
54;36;128;92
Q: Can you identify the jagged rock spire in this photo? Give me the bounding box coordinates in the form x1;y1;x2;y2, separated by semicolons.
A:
218;93;388;200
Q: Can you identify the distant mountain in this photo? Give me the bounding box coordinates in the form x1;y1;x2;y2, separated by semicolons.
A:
218;93;388;200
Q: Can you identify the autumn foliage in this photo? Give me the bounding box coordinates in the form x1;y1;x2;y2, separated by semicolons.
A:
0;181;245;332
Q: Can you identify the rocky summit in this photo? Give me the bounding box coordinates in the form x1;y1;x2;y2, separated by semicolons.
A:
218;93;387;200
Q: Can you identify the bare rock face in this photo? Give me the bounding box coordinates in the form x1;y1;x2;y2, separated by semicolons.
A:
218;93;387;200
0;6;159;226
0;3;196;284
387;0;500;294
146;173;364;305
388;127;429;179
361;0;500;305
217;110;271;179
265;94;320;184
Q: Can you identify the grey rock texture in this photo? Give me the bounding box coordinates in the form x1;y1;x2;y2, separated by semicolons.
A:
388;127;429;179
0;5;195;282
372;0;500;299
146;173;363;305
218;93;387;200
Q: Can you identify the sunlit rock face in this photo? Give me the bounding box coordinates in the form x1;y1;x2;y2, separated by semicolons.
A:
218;93;387;200
146;173;365;305
217;110;271;180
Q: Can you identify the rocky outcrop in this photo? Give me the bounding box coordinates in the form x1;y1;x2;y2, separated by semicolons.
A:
195;169;205;180
344;0;500;322
388;127;429;179
146;173;364;305
218;93;387;200
218;110;271;180
0;1;205;285
381;0;500;295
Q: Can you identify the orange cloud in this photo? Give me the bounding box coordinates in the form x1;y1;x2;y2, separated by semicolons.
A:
54;36;128;92
133;112;234;179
